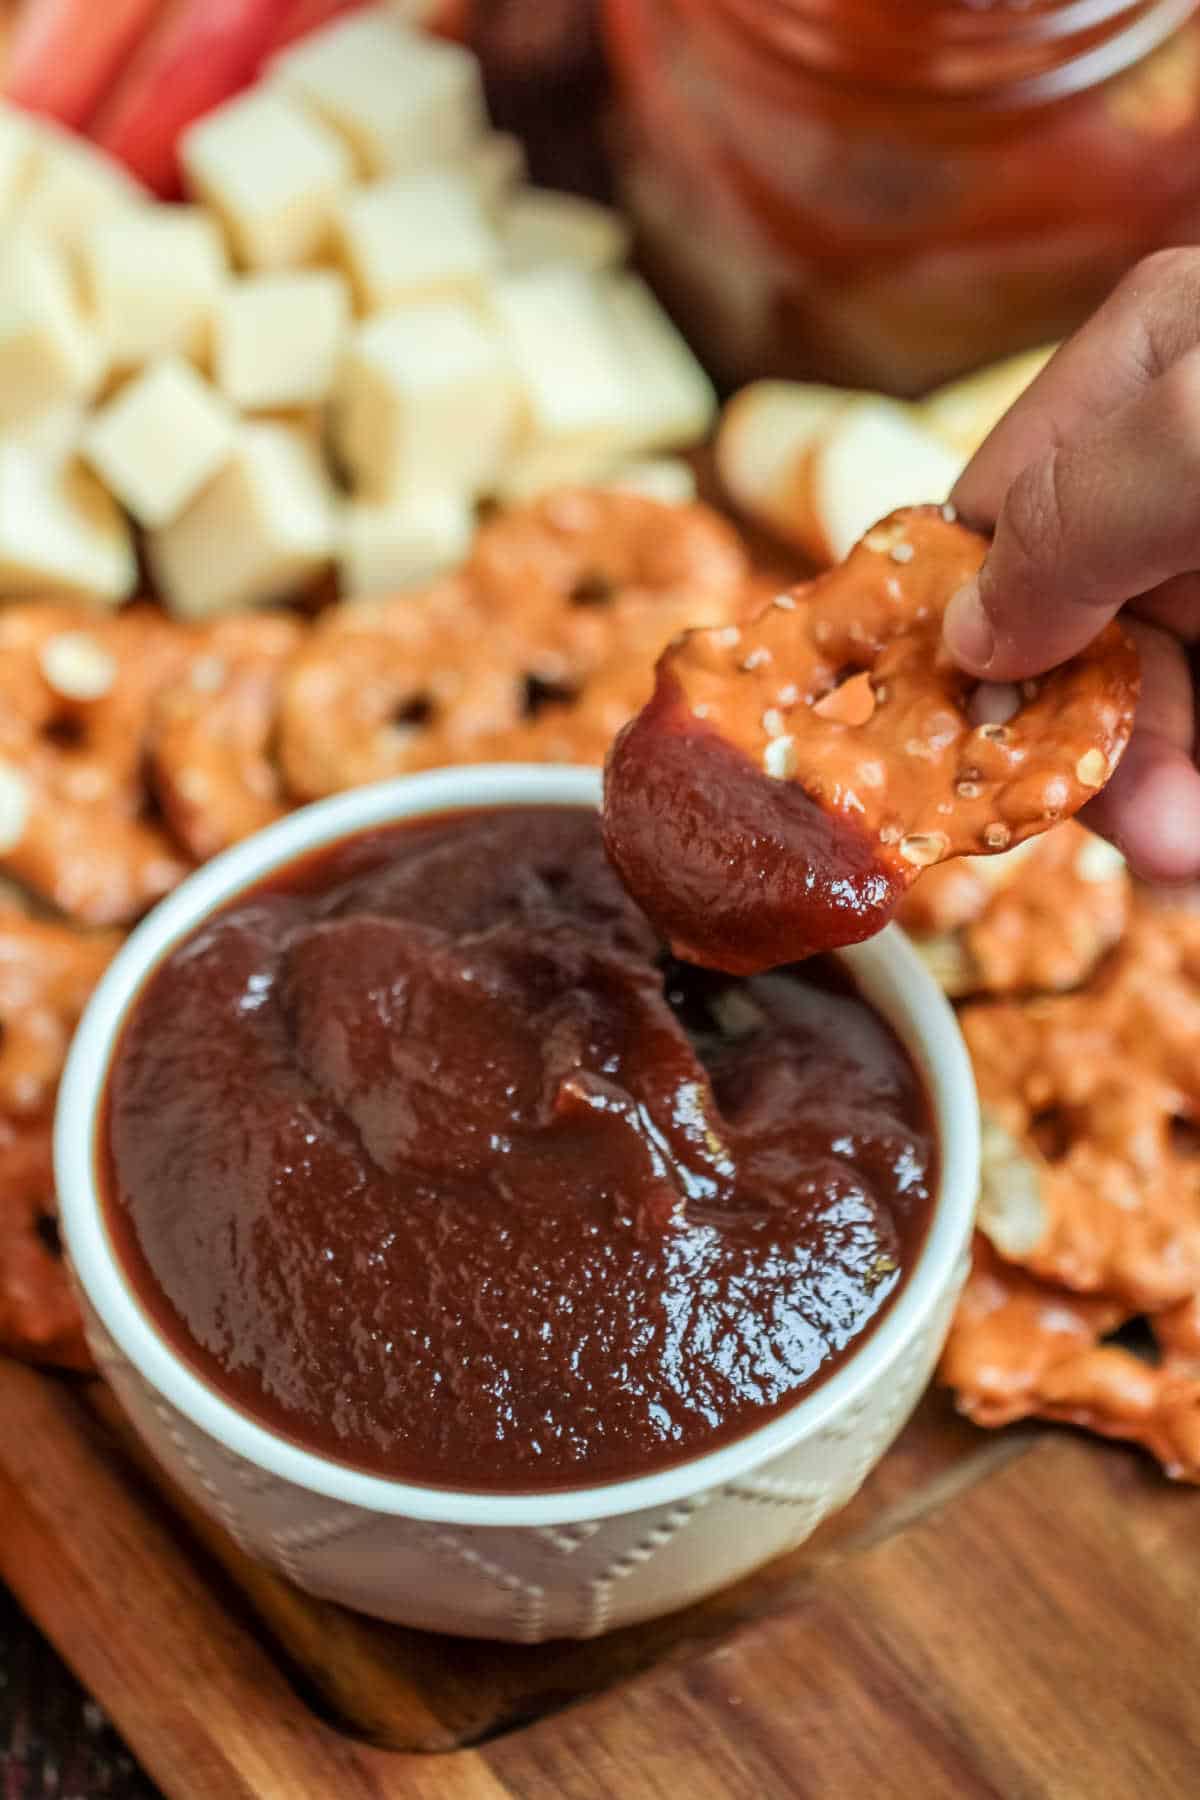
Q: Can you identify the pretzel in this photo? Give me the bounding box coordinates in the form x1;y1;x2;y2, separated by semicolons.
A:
0;1123;91;1372
964;907;1200;1309
0;605;193;924
279;578;528;800
472;575;768;768
150;614;306;861
281;495;756;798
603;506;1139;973
0;913;121;1122
896;823;1130;997
940;1237;1200;1483
468;487;750;689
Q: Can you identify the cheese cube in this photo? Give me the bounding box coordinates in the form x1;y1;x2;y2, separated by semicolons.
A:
502;189;631;274
487;267;632;498
332;301;517;499
599;272;717;454
336;167;498;312
181;88;353;271
0;105;39;227
0;237;103;427
81;359;237;529
147;422;334;617
0;448;136;605
339;490;474;595
459;133;527;216
214;270;350;410
11;123;144;252
271;10;485;176
80;206;227;370
9;403;85;460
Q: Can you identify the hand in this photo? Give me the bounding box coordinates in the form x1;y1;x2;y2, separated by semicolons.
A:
943;249;1200;882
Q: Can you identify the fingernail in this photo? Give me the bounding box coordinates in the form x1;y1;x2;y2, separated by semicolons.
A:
944;577;995;671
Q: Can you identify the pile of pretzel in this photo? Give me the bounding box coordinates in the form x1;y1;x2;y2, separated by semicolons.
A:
899;839;1200;1481
7;481;1198;1488
0;487;758;1371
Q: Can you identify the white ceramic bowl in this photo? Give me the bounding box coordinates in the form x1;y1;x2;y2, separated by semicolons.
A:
56;764;978;1642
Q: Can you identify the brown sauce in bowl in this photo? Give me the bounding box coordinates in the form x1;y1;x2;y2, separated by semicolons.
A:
101;806;936;1493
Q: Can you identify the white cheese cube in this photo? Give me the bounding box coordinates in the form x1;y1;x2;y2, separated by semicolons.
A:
332;301;517;499
147;422;334;617
12;122;144;252
9;403;85;459
605;457;698;505
487;267;633;498
181;88;353;271
599;272;716;454
271;10;485;176
0;105;39;227
494;438;624;504
502;189;631;274
0;237;103;427
338;490;474;595
336;167;498;312
0;448;135;605
459;132;527;216
214;269;350;410
80;206;227;370
81;358;237;529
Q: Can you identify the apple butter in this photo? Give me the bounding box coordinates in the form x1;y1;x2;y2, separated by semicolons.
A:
101;807;936;1492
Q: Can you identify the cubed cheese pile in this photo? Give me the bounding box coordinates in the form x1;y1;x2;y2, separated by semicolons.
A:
0;5;716;615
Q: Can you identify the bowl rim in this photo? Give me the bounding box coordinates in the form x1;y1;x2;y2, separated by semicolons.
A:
55;763;979;1528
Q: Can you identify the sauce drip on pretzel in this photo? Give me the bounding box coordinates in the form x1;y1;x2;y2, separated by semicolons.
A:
603;506;1140;973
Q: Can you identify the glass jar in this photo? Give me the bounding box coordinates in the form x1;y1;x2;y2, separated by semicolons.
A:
603;0;1200;393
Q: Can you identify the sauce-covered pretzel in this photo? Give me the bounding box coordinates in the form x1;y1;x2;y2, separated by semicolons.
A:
940;1237;1200;1483
965;906;1200;1310
0;605;193;925
603;507;1139;973
0;1124;91;1372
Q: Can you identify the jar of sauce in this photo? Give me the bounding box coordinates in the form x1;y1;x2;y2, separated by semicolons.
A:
603;0;1200;393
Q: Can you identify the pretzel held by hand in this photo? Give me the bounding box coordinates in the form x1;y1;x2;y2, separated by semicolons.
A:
603;507;1139;973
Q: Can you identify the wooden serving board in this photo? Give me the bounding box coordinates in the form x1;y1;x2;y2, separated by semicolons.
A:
1;1356;1199;1798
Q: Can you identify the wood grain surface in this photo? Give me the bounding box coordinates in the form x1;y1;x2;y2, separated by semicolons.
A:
1;1352;1198;1800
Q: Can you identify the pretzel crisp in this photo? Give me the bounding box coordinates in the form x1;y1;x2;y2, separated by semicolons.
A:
0;913;121;1121
0;1124;91;1372
0;606;193;924
603;506;1139;973
150;614;305;861
278;578;527;800
281;494;756;797
965;907;1200;1310
469;486;750;689
896;823;1130;997
941;1237;1200;1483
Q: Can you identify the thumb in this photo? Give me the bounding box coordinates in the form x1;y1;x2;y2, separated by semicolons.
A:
945;348;1200;680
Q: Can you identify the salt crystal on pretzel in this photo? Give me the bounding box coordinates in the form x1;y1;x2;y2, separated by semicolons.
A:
0;913;120;1121
0;604;193;924
150;613;305;861
896;823;1129;997
964;907;1200;1309
603;506;1139;974
941;1236;1200;1483
0;1123;91;1372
